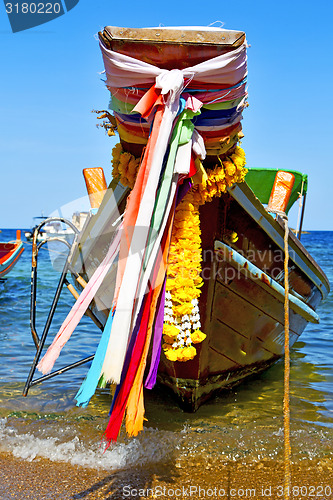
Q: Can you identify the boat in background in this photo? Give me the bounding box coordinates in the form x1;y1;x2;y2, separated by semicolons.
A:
24;212;89;243
0;230;24;279
24;216;48;242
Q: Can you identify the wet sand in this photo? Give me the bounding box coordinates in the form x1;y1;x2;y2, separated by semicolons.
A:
1;451;332;499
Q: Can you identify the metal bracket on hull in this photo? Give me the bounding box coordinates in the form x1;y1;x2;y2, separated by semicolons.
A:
23;218;102;397
214;240;320;324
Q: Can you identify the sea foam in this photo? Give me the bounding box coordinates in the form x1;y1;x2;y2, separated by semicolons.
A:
0;418;178;469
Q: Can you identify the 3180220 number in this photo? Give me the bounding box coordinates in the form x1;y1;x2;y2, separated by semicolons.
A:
5;3;61;14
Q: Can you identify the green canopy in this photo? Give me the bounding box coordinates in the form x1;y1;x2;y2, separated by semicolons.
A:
245;168;308;214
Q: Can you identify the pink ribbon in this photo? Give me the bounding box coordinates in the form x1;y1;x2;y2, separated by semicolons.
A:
37;224;122;375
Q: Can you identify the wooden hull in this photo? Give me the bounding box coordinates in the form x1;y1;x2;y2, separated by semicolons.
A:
0;241;24;278
156;184;328;411
157;258;309;411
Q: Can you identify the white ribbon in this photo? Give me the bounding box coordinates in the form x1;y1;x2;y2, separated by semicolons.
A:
156;69;184;97
192;129;206;160
100;40;247;89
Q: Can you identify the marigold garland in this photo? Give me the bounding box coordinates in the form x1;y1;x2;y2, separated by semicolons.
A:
190;146;248;206
162;193;206;362
110;143;248;363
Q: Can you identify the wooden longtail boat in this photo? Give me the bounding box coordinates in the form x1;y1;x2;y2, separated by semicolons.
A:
68;27;329;411
23;27;329;436
0;231;24;279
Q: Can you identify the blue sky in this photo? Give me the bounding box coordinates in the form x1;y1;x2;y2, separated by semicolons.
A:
1;0;332;230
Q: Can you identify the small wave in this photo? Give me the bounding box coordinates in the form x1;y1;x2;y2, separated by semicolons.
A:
0;418;178;470
1;414;333;472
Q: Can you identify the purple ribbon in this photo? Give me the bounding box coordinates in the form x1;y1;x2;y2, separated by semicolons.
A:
144;278;166;389
176;178;192;205
144;179;192;389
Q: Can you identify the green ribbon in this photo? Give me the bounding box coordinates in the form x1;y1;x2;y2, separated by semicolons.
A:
110;95;135;114
203;96;243;111
143;107;200;269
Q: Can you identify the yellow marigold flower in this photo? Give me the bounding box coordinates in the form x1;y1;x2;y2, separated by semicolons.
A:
175;209;191;220
118;152;132;175
168;247;179;256
173;220;186;230
207;184;219;198
173;290;192;303
224;160;236;177
215;166;225;178
176;350;186;362
191;254;203;263
165;145;247;367
184;285;197;296
163;324;180;337
120;175;129;187
173;302;193;316
111;143;141;188
234;146;246;160
179;231;199;241
237;168;248;182
112;166;120;180
164;349;178;362
192;192;205;205
112;143;122;163
166;267;178;278
128;157;139;176
177;346;196;362
166;278;176;291
225;175;237;187
181;251;194;261
174;277;193;288
232;156;244;170
191;329;207;344
191;288;202;298
193;276;204;287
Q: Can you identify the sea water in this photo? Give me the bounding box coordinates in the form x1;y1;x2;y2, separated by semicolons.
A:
0;228;332;470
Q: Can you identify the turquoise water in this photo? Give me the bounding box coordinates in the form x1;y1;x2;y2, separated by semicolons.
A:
0;228;332;469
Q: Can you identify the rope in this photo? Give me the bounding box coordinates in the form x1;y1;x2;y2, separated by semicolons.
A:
267;209;291;499
283;215;291;500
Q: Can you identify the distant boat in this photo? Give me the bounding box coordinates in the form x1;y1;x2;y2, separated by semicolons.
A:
0;230;24;278
24;216;48;242
24;212;89;243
